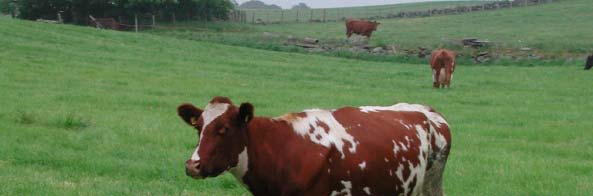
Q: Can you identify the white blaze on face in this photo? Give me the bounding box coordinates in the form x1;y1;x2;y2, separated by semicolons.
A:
190;103;230;161
282;109;357;159
201;103;230;131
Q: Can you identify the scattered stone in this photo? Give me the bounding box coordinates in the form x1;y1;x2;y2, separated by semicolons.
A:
520;47;532;51
262;32;279;39
349;36;369;46
474;52;491;63
418;47;431;58
372;47;384;54
303;37;319;44
287;35;296;43
462;38;491;48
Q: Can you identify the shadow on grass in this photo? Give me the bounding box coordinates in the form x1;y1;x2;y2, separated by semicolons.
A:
13;110;90;130
15;110;36;125
57;113;90;130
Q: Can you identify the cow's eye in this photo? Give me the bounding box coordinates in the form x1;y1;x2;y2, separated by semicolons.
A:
218;127;227;135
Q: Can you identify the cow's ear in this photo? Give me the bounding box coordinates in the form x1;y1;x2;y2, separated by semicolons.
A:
177;103;203;127
238;102;254;125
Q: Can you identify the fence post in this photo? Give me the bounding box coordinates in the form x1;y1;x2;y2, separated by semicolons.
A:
172;13;176;24
323;9;326;22
57;12;63;23
310;9;313;21
296;10;299;22
152;15;156;27
134;14;138;32
252;12;255;24
281;10;284;23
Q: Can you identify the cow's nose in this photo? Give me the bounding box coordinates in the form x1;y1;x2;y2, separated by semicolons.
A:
185;160;201;178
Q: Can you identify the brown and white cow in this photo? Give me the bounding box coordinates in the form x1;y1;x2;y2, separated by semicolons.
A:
177;96;452;196
430;49;456;88
346;19;380;39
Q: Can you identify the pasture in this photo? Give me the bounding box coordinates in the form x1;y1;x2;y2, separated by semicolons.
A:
244;0;593;54
152;0;593;65
1;10;593;196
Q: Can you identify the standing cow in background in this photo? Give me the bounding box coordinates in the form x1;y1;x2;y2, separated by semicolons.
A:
430;49;456;88
346;19;380;39
585;54;593;70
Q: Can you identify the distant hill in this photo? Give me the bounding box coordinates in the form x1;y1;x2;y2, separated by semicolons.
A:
291;2;310;10
239;0;281;9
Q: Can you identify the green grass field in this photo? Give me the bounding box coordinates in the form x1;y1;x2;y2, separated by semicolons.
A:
255;0;593;54
152;0;593;65
240;1;492;23
1;12;593;196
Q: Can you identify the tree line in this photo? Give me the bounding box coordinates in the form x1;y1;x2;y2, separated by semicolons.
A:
0;0;234;24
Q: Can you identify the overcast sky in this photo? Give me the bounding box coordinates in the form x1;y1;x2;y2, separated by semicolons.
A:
235;0;473;9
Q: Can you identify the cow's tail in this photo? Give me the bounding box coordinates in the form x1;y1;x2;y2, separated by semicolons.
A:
421;107;451;196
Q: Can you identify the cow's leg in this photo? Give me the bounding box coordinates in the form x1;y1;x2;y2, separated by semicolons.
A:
438;68;447;88
432;69;439;88
346;30;352;38
446;72;452;88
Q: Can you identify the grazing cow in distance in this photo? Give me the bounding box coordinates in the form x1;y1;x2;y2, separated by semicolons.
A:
430;49;457;88
585;54;593;70
178;96;452;196
346;19;380;39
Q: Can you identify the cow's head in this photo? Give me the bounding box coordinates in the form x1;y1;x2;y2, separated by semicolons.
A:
585;55;593;70
177;96;253;179
371;21;381;30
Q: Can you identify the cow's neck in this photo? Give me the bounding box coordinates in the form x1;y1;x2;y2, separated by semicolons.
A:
233;116;310;193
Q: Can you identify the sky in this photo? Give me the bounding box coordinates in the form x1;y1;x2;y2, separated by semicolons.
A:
235;0;465;9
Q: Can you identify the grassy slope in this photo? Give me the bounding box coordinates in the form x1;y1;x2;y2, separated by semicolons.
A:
241;1;491;23
1;17;593;195
254;0;593;55
153;0;593;63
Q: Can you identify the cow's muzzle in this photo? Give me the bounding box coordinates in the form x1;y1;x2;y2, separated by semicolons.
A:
185;159;203;179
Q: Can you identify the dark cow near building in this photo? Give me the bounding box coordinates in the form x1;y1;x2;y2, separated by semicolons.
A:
430;49;456;88
346;19;380;39
585;54;593;70
177;96;452;196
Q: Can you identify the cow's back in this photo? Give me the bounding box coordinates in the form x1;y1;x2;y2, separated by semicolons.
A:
324;105;451;195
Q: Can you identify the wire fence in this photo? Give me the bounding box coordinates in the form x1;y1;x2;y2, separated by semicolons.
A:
83;0;558;31
230;0;558;24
